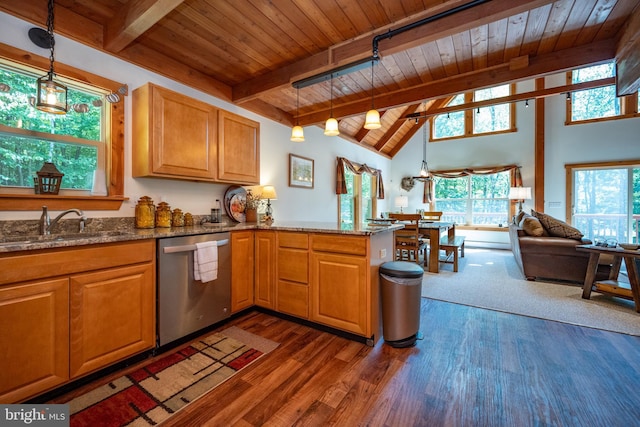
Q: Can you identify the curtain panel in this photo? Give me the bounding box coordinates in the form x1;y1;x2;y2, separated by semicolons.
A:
336;157;385;199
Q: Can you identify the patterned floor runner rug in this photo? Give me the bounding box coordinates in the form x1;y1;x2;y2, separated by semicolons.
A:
66;326;279;426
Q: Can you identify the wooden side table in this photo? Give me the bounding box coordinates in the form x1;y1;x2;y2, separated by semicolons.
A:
577;245;640;313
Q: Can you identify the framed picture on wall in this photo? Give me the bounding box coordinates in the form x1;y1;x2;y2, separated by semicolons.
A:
289;154;314;188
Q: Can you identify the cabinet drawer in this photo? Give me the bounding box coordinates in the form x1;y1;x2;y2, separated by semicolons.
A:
311;234;367;256
277;280;308;319
0;240;156;287
278;247;308;283
278;232;309;249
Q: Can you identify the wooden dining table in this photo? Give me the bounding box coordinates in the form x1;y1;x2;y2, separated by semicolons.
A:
419;221;454;273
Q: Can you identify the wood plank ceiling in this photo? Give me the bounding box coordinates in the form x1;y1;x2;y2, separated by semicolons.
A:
1;0;639;158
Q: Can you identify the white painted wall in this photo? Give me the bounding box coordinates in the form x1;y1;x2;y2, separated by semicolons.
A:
0;12;391;222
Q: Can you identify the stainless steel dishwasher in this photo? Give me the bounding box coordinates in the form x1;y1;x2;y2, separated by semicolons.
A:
157;232;231;346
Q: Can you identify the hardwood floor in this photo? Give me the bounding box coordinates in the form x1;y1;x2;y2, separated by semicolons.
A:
54;299;640;426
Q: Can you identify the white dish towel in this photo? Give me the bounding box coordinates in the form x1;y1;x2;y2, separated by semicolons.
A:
194;241;218;283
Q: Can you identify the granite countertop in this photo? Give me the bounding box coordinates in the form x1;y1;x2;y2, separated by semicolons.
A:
0;220;401;253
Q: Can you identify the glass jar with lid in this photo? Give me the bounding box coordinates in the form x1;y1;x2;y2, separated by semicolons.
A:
135;196;155;229
172;208;185;227
156;202;172;228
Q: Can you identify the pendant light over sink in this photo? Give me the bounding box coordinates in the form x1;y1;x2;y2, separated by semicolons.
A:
34;0;68;115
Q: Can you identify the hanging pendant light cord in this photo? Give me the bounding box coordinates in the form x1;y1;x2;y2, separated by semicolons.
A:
370;60;375;109
46;0;56;78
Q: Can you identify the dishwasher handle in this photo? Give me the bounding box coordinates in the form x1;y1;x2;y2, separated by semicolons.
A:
163;239;229;254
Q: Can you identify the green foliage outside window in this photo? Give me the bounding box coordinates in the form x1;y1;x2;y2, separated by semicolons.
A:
433;94;464;139
0;62;105;191
570;63;619;121
433;171;510;226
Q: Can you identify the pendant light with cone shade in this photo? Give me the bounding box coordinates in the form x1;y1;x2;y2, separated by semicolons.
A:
324;75;339;136
364;59;381;129
290;86;304;142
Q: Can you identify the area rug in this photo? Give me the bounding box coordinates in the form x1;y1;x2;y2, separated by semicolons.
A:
67;326;279;426
422;248;640;336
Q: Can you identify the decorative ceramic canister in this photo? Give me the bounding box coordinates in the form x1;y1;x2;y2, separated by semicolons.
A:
172;208;185;227
184;212;194;226
156;201;172;228
135;196;155;229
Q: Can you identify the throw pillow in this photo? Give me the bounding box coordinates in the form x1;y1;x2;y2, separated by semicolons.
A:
514;210;526;225
531;210;584;240
519;215;545;236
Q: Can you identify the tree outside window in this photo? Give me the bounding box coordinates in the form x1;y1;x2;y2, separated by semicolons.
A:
433;171;511;226
570;63;619;122
0;61;107;193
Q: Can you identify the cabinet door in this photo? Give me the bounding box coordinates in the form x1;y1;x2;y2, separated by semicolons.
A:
310;252;369;336
69;263;155;378
231;231;255;312
255;231;276;309
133;83;218;181
0;278;69;403
218;110;260;184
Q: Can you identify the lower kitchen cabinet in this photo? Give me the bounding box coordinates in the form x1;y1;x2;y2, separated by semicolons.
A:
0;278;69;403
0;239;156;403
231;231;255;312
70;263;155;378
254;230;276;309
277;232;309;318
310;239;370;336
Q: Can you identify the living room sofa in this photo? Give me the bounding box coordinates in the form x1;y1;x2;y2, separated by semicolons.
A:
509;212;611;283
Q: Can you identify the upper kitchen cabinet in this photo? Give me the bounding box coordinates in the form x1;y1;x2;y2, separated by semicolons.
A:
218;110;260;185
132;83;260;185
133;83;218;181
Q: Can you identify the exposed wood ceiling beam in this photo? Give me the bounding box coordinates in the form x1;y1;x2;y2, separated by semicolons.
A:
615;1;640;96
296;39;617;126
232;0;557;103
371;106;418;150
104;0;186;52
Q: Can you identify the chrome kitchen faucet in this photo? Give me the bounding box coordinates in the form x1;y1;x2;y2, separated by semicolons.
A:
40;206;86;235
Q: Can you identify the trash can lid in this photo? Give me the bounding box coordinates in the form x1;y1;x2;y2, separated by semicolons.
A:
380;261;424;278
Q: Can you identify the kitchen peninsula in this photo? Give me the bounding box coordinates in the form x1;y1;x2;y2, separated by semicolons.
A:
0;219;399;403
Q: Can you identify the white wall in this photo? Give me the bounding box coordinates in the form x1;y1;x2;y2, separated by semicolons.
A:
0;12;391;222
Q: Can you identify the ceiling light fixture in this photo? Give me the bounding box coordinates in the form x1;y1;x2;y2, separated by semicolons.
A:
525;99;529;108
364;59;381;130
35;0;67;115
419;105;430;179
324;75;339;136
290;86;305;142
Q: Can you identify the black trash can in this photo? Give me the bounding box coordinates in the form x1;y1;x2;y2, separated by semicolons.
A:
379;261;424;347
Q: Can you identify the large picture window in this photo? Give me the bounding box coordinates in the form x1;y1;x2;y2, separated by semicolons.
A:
432;170;512;226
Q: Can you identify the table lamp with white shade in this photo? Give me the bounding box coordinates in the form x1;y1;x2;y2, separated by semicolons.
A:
261;185;277;220
508;186;531;213
395;195;408;213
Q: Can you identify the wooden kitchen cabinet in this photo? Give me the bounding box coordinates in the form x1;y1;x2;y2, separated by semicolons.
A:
0;239;156;403
70;263;155;378
310;234;370;337
254;231;276;309
231;231;255;312
218;110;260;185
132;82;218;181
0;278;69;403
277;232;309;318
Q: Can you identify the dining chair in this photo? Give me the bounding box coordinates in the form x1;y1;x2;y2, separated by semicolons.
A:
421;211;443;221
388;213;426;264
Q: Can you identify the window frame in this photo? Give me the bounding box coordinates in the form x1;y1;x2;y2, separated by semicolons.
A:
429;170;515;228
338;169;377;225
565;63;639;125
430;84;517;142
0;42;126;211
